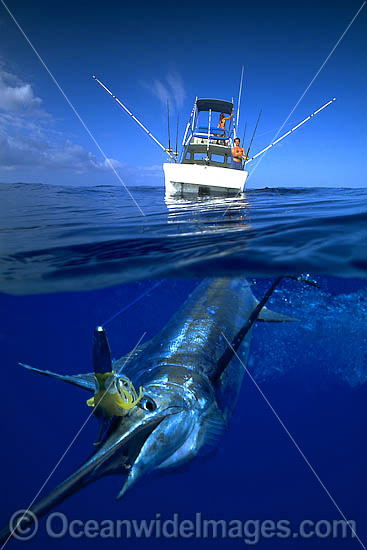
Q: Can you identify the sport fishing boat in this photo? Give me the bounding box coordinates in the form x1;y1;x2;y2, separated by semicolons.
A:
93;75;336;198
163;98;248;196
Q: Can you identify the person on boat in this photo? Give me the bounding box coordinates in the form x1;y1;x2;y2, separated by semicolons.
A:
217;112;233;134
231;137;247;170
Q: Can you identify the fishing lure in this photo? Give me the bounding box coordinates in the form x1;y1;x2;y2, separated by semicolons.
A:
86;373;144;418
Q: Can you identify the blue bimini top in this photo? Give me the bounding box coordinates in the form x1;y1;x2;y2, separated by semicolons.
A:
196;98;233;115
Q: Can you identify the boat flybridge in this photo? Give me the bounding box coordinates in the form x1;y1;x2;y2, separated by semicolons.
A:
93;75;336;198
163;98;247;196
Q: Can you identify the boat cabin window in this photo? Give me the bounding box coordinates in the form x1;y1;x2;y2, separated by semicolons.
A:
211;154;226;163
193;153;207;161
183;147;231;168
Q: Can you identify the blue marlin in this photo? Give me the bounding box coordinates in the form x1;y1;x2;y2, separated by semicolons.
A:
0;277;294;543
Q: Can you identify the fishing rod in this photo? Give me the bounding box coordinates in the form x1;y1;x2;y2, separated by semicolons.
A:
93;76;176;162
175;115;179;158
246;108;262;160
245;97;336;165
167;99;172;153
182;97;197;147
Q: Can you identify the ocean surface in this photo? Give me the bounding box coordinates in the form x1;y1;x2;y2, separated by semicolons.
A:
1;182;367;549
1;183;366;295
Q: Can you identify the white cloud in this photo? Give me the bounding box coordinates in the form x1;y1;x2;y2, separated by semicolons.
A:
104;157;124;170
0;134;123;173
0;64;123;174
150;80;170;105
141;71;186;111
0;67;43;112
165;72;186;109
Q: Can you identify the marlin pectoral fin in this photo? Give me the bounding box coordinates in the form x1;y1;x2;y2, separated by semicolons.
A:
258;306;298;322
19;363;95;392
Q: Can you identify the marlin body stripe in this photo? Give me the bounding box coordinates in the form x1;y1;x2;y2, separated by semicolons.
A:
0;277;294;543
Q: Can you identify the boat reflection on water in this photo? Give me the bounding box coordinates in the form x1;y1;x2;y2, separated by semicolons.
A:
164;193;251;235
164;193;252;266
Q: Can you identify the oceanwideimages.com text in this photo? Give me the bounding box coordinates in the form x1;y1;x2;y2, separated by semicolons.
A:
9;510;358;545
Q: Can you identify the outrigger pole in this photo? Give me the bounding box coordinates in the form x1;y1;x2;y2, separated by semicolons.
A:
245;97;336;165
236;66;244;129
93;76;176;162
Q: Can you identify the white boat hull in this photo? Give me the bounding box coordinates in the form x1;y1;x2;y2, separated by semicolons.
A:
163;163;248;196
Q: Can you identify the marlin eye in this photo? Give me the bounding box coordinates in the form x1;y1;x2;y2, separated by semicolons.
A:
140;397;156;412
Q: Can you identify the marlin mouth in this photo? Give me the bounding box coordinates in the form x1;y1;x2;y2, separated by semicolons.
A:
91;404;182;480
113;416;166;472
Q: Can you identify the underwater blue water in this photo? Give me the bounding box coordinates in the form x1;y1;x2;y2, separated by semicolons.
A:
1;183;367;549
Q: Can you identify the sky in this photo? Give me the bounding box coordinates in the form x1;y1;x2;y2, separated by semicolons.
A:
0;0;366;188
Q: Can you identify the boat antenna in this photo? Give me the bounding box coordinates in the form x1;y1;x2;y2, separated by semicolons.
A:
246;108;262;159
236;66;244;129
231;96;235;137
245;97;336;165
167;99;172;154
93;76;176;162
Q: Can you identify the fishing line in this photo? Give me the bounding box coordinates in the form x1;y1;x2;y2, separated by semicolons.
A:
247;1;365;180
246;108;262;159
223;1;365;216
0;0;145;217
256;118;299;138
0;331;147;548
221;332;365;548
101;281;162;327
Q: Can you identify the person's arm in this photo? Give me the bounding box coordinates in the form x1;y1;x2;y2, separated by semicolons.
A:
223;113;233;121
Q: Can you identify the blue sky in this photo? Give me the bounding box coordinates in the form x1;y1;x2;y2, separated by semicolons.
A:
0;0;366;188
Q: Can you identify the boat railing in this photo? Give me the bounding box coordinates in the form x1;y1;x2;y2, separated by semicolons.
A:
196;126;225;135
192;134;228;144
